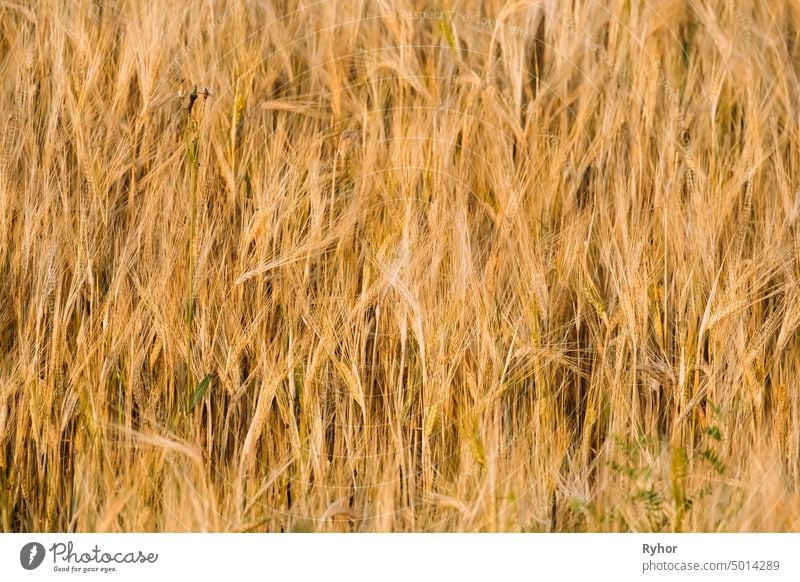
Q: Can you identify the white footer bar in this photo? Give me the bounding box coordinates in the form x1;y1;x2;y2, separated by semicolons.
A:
1;534;797;581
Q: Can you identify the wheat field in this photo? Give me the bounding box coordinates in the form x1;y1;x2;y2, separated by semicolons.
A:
1;0;799;533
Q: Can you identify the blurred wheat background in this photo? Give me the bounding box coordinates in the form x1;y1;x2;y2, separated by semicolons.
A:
1;0;800;532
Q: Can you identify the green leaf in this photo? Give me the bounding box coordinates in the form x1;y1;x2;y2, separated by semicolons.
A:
188;373;212;410
705;425;722;441
438;15;456;54
185;298;195;326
